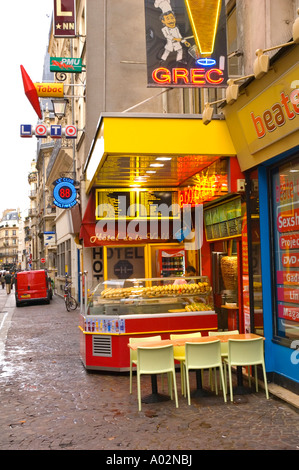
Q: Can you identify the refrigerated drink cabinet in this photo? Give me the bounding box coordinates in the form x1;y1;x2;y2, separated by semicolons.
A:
157;249;186;278
79;276;217;371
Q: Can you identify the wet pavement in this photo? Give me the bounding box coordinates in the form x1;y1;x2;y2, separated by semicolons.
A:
0;287;298;454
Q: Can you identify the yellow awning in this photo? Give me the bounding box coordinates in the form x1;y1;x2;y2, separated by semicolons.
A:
84;113;236;193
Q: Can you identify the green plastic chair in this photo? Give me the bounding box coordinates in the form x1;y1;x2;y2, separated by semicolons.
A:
136;344;178;411
208;330;239;358
225;337;269;402
208;330;239;392
170;332;202;395
129;336;162;394
183;340;227;406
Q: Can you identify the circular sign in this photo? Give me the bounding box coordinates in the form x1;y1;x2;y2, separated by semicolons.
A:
53;179;77;209
41;258;46;264
35;124;48;137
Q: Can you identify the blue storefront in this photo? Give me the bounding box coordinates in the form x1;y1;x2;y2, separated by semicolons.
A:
224;44;299;394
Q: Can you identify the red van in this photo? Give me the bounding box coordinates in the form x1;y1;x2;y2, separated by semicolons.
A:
15;270;53;307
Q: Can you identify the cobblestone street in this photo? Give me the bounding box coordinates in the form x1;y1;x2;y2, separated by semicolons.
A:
0;288;298;455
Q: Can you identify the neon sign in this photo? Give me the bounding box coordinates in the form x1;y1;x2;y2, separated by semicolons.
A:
144;0;227;88
178;174;227;207
184;0;222;57
53;178;77;209
152;67;224;86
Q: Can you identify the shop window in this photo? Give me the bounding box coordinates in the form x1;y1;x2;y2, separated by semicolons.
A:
245;171;264;335
270;157;299;344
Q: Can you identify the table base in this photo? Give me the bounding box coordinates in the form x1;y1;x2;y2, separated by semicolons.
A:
142;393;171;404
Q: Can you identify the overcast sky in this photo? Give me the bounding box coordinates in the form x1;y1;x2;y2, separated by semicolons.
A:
0;0;53;218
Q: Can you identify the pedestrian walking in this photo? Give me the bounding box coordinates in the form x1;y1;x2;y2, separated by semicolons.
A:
5;271;12;294
0;272;5;289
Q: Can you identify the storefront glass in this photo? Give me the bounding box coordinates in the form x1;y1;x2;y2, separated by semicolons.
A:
271;157;299;343
245;170;264;335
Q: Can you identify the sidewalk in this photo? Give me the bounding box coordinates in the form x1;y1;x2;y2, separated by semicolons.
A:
0;289;298;451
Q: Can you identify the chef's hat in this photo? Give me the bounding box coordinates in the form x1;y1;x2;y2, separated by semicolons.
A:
154;0;173;14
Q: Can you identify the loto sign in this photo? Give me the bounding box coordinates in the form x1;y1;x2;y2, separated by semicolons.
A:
20;124;77;139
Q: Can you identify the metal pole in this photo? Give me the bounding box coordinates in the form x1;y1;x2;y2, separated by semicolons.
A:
84;271;88;315
79;272;83;314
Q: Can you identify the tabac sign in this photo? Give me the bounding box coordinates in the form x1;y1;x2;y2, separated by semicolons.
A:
54;0;76;38
144;0;227;88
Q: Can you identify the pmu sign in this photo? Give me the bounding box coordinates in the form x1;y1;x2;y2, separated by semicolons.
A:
50;57;83;73
20;124;77;139
54;0;76;38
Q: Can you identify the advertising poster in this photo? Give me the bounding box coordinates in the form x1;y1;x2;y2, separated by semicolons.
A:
272;159;299;340
144;0;228;87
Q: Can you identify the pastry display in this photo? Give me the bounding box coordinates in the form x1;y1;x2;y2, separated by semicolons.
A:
100;281;211;299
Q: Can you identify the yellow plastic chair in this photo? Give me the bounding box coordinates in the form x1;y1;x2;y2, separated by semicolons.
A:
129;336;161;394
136;344;178;411
225;337;269;402
170;332;202;395
183;339;227;406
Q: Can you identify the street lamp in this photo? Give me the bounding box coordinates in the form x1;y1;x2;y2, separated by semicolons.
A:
51;98;69;119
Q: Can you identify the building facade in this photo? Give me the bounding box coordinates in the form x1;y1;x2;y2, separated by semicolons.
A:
23;1;299;391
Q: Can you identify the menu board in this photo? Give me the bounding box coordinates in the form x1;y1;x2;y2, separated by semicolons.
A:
204;197;242;241
271;160;299;340
96;190;136;219
96;189;179;220
139;190;180;219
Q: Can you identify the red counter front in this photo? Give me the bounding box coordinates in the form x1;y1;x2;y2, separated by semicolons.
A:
79;311;218;371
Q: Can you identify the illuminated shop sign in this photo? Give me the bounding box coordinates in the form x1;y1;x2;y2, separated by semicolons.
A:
50;57;83;73
53;178;77;209
144;0;227;87
54;0;76;38
34;82;64;98
179;174;227;207
20;124;77;139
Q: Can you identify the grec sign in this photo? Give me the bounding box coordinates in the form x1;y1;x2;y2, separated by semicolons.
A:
237;65;299;155
50;57;83;73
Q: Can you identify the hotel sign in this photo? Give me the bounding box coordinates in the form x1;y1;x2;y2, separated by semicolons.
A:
144;0;227;88
54;0;76;38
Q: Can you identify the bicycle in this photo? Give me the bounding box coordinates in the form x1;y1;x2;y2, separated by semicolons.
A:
64;277;78;311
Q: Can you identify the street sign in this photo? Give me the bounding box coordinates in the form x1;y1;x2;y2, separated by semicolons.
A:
41;258;46;264
50;57;83;73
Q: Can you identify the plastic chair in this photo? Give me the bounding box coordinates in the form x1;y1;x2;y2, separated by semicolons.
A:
129;336;161;394
183;340;227;406
208;330;239;358
208;330;239;392
170;332;202;395
225;337;269;402
136;344;178;411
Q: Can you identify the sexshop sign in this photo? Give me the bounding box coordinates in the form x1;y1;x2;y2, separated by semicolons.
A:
144;0;228;88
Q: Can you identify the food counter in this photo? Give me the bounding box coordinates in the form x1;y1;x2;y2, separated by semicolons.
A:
79;277;217;371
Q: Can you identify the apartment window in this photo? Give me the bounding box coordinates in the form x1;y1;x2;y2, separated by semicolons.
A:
57;240;72;277
227;2;242;76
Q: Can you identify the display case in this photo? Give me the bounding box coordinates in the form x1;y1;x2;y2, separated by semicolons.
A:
79;277;217;371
